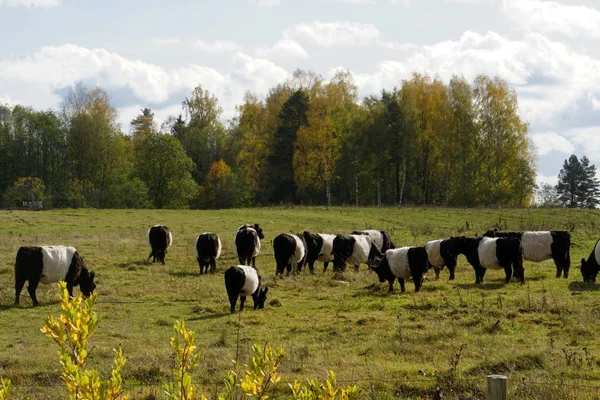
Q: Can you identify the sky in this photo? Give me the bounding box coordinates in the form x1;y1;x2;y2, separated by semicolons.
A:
0;0;599;187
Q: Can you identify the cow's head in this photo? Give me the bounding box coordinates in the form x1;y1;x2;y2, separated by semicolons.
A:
253;224;265;240
447;236;467;257
79;269;96;298
253;287;269;310
580;257;599;283
367;242;383;269
371;255;388;283
483;228;498;237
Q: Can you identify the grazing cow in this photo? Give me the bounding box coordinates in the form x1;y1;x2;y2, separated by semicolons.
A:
351;230;396;253
424;239;458;280
195;233;222;274
147;225;172;264
580;239;600;282
14;246;96;306
331;234;383;272
234;224;265;267
224;265;268;313
302;231;335;273
447;236;524;284
483;229;571;278
372;246;428;293
273;233;307;276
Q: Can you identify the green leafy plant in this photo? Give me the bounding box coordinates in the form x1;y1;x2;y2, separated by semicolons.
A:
0;379;11;400
164;320;206;400
289;370;360;399
220;343;285;400
40;281;128;400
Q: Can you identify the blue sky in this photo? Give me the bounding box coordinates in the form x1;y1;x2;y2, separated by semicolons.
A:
1;0;599;186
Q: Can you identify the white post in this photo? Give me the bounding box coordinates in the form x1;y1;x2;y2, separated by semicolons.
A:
487;374;507;400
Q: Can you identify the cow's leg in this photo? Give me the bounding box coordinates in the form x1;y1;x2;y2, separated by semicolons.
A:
323;262;329;272
66;282;75;297
307;260;314;274
148;251;154;262
479;267;487;282
297;259;305;273
14;276;26;305
446;258;457;280
251;257;256;268
286;264;292;275
502;263;512;283
240;296;247;311
229;295;238;314
210;258;216;274
238;256;245;265
433;267;440;280
27;277;40;307
398;278;406;293
388;279;394;293
472;265;481;284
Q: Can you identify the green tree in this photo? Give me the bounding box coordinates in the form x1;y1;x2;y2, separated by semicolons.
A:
267;89;309;203
130;108;155;149
137;133;198;209
177;86;226;186
556;154;599;208
3;177;46;207
580;156;599;208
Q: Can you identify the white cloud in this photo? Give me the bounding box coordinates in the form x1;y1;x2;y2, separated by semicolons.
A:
194;40;240;53
589;94;600;111
503;0;600;39
248;0;280;7
256;39;308;59
536;173;558;187
530;132;575;156
0;44;289;128
0;93;13;106
153;37;183;46
349;30;600;130
0;0;60;7
282;20;410;49
564;126;600;163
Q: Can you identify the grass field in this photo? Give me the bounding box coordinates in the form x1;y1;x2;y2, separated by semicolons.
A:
2;207;600;399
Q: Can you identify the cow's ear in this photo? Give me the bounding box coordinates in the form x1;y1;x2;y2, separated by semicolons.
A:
90;271;95;279
581;258;586;264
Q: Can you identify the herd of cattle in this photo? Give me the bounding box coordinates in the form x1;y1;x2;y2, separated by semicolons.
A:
12;223;600;313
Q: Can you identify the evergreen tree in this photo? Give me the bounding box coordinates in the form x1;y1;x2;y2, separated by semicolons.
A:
267;89;309;203
555;154;596;208
579;156;600;208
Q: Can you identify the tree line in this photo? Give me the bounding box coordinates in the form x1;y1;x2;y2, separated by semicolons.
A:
0;70;537;209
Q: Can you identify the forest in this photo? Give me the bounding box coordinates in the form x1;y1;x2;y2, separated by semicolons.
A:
0;70;536;209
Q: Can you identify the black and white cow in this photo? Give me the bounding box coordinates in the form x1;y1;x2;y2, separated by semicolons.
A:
424;239;458;280
234;224;265;267
14;246;96;306
484;229;571;278
447;236;524;284
224;265;269;313
372;246;428;293
331;234;383;272
195;233;222;274
580;239;600;282
351;230;396;253
273;233;307;276
147;225;172;264
302;231;335;273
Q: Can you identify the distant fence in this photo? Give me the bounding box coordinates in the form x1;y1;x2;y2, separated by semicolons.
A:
8;375;600;400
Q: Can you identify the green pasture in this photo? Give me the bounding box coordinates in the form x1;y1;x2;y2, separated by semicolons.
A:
1;207;600;399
